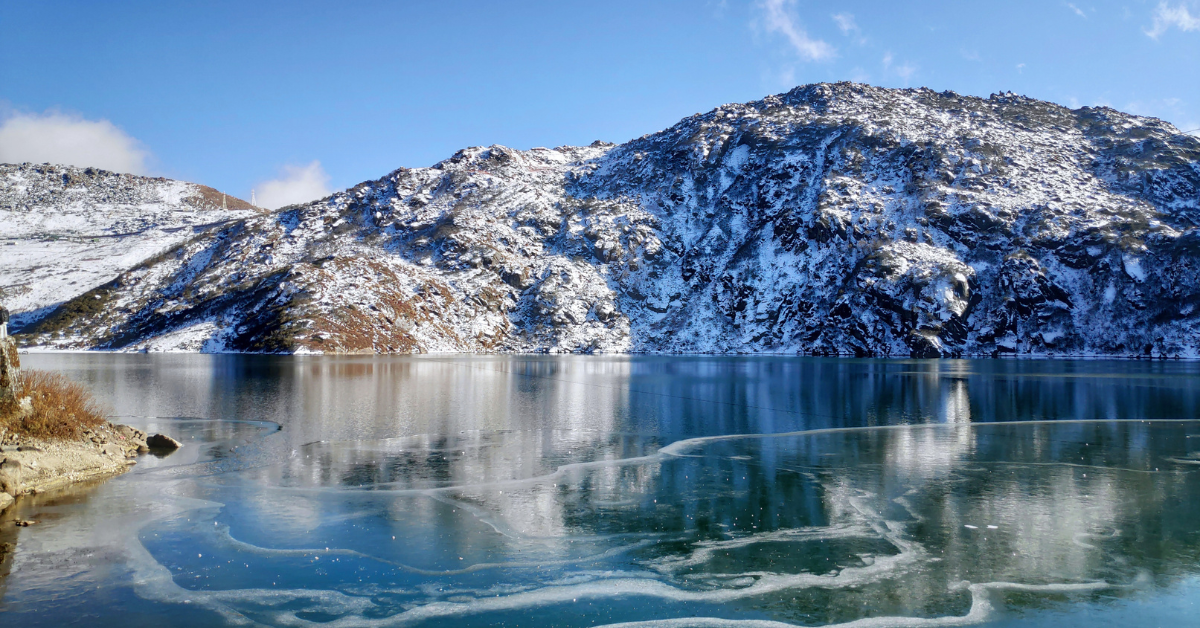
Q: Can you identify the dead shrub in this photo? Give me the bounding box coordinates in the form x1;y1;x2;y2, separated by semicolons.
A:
1;370;108;439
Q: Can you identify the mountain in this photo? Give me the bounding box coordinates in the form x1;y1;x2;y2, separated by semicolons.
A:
0;163;260;329
7;83;1200;357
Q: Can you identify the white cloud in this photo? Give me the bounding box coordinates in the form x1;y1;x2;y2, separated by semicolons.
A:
832;12;856;34
1146;2;1200;38
832;12;868;45
254;161;331;210
1017;62;1026;73
759;0;835;61
1066;3;1087;18
0;110;150;174
882;52;917;84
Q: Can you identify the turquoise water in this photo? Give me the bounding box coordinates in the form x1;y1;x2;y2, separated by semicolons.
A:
2;355;1199;627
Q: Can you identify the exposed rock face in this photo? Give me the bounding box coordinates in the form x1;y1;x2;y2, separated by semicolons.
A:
8;84;1200;356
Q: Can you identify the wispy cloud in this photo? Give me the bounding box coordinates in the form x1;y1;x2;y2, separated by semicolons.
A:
831;12;868;45
832;12;856;34
882;52;917;84
1017;63;1026;73
758;0;835;61
1145;2;1200;38
1066;3;1087;18
255;161;332;210
0;109;150;174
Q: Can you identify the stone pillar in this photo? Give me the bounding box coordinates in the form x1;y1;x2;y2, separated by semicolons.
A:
0;306;19;408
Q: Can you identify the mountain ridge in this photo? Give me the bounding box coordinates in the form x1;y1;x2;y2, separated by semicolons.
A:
6;82;1200;357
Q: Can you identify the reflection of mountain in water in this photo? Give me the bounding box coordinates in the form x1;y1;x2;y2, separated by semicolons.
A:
35;354;1200;440
5;353;1200;626
211;421;1200;626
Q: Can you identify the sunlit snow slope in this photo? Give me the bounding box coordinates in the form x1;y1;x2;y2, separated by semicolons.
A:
0;163;260;329
9;84;1200;356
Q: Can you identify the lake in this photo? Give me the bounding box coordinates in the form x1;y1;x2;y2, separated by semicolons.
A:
2;354;1199;627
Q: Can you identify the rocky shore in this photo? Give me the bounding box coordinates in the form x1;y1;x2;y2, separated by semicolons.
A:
0;422;180;514
1;306;181;515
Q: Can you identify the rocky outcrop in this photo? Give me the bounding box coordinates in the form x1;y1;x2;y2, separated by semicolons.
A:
8;84;1200;356
0;306;24;415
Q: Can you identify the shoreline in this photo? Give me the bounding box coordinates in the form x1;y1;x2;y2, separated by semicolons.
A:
14;347;1200;361
0;421;178;515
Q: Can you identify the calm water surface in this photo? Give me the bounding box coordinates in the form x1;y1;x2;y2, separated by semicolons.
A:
2;355;1199;627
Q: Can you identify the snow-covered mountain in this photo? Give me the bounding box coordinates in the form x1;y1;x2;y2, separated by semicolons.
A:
0;163;260;328
8;83;1200;356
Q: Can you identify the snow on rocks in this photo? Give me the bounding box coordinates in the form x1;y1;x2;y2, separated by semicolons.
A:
7;83;1200;357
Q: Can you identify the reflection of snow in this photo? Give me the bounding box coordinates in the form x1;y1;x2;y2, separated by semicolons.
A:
885;425;976;482
941;379;971;424
281;356;629;444
13;353;1199;627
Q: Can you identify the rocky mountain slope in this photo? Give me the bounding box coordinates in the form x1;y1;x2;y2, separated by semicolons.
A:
0;163;259;328
9;83;1200;356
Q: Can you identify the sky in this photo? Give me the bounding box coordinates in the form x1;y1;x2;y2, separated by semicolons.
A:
1;0;1198;209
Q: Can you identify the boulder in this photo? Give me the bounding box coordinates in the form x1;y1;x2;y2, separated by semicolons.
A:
0;457;23;496
146;434;182;450
0;491;12;511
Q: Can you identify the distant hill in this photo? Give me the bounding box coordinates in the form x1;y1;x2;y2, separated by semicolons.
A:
7;83;1200;356
0;163;260;328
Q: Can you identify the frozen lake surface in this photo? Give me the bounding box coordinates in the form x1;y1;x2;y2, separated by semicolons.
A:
2;355;1199;627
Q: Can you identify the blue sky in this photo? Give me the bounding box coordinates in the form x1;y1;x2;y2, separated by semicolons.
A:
1;0;1197;207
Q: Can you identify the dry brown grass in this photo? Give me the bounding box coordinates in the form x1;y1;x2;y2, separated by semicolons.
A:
1;370;108;440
